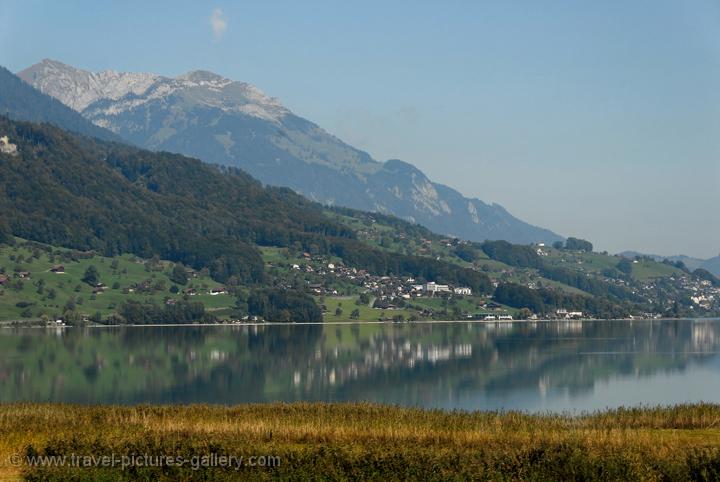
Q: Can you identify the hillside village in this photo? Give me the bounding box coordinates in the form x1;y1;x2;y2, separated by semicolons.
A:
265;236;720;322
2;228;719;325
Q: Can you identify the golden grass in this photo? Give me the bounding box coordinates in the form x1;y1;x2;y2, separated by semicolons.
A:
0;403;719;480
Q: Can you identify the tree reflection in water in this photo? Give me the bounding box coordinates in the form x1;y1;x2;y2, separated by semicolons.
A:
0;320;718;410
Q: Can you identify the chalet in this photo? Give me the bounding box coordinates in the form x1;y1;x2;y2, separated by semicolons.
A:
307;283;324;294
50;264;65;273
209;288;227;295
0;274;8;285
92;286;105;294
183;288;197;296
17;271;31;279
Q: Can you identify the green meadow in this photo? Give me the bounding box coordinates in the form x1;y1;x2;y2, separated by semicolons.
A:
0;240;233;322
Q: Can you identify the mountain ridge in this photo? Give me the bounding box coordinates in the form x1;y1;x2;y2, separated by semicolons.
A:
619;251;720;277
18;59;563;245
0;65;122;142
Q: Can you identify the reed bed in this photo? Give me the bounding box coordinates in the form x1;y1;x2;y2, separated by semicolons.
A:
0;403;719;480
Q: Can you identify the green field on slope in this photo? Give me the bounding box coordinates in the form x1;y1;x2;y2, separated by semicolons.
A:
0;239;232;321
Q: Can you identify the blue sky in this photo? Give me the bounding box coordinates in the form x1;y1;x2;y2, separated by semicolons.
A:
1;0;719;257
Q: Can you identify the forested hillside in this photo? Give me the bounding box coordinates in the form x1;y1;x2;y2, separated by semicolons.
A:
0;117;489;294
1;117;717;323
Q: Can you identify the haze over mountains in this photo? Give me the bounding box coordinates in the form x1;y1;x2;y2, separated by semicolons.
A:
619;251;720;278
18;59;562;246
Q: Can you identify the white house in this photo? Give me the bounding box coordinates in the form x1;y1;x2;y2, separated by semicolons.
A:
557;309;583;319
453;287;472;296
0;135;17;155
424;282;450;294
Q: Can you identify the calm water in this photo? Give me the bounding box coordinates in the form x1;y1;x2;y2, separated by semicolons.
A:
1;319;719;412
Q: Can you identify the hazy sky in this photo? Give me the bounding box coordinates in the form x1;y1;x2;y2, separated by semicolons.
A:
1;1;718;258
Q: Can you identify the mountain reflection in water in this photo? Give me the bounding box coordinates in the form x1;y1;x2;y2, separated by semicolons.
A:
0;319;718;412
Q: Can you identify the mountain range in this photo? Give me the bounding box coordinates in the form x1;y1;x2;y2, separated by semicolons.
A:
17;59;562;245
1;92;716;321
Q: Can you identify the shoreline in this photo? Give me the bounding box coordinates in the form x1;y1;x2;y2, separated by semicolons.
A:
1;316;718;329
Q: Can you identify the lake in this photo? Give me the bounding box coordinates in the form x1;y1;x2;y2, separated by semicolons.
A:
1;319;719;412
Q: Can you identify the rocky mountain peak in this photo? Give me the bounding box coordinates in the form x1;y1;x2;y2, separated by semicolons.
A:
18;59;159;111
177;70;229;84
15;60;564;245
19;60;289;124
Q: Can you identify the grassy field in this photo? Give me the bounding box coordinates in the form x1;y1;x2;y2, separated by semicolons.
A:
320;294;517;322
320;295;418;322
631;259;685;281
0;240;233;322
0;403;720;480
544;248;685;282
0;240;514;324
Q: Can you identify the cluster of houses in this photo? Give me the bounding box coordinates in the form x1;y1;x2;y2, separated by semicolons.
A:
177;286;227;297
0;271;31;284
0;265;66;287
287;255;475;302
620;272;720;315
682;277;718;311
